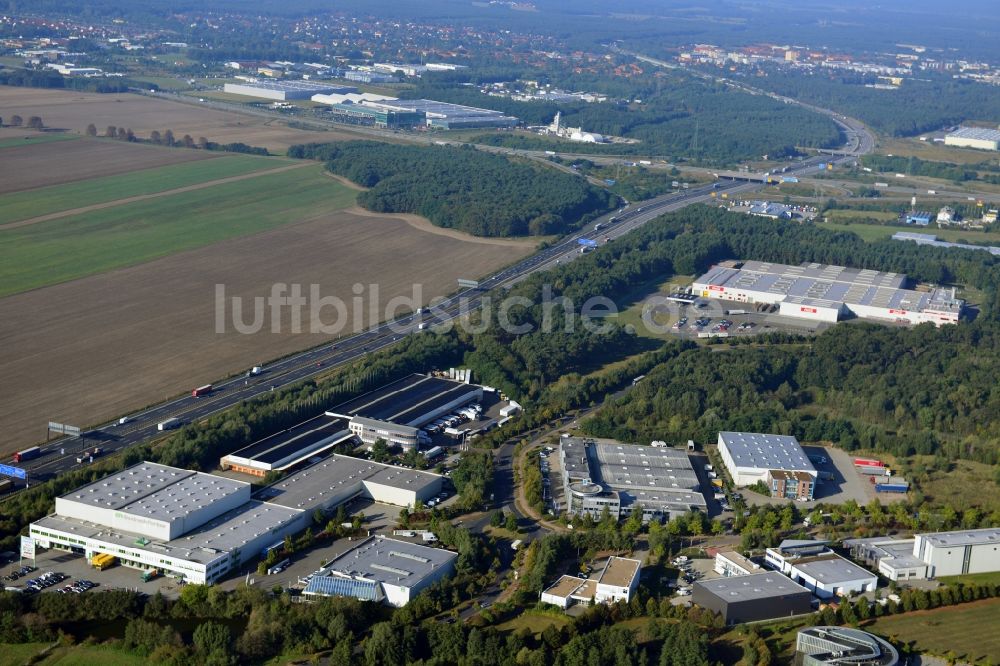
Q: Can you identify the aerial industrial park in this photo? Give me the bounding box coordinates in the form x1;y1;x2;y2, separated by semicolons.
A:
2;0;1000;663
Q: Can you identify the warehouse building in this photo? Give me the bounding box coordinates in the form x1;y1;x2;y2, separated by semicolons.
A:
785;555;878;599
692;261;964;326
914;528;1000;577
258;453;443;511
944;126;1000;151
692;573;812;624
893;231;1000;257
540;556;642;609
323;101;426;129
387;99;518;129
223;81;357;101
560;438;707;523
29;462;309;584
327;373;483;450
302;536;456;607
717;432;817;500
28;457;443;584
795;627;900;666
219;414;352;477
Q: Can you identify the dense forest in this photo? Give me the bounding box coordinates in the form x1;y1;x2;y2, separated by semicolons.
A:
409;74;841;165
859;154;1000;184
0;68;130;93
749;69;1000;137
287;141;616;237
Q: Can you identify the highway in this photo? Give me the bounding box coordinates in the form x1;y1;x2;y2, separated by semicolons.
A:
6;59;875;493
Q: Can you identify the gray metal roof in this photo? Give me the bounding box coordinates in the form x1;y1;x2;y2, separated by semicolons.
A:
797;627;900;665
893;231;1000;257
921;527;1000;548
35;498;302;566
60;462;249;518
792;555;876;585
695;572;810;601
319;536;456;588
948;126;1000;142
692;261;962;315
719;432;816;474
229;80;356;93
260;454;441;510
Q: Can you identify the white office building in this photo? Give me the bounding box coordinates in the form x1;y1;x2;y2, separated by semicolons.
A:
914;528;1000;577
714;551;761;577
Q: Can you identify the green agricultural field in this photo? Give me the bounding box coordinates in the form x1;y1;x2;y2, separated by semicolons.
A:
0;132;79;149
41;645;151;666
0;154;290;225
866;599;1000;663
0;165;356;296
820;220;1000;245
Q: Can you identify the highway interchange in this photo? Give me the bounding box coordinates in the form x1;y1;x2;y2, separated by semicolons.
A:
6;59;877;491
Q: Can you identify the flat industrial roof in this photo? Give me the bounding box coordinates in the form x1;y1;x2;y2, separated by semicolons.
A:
592;443;700;491
327;374;480;426
561;437;592;480
717;551;760;572
544;574;589;598
792;555;876;585
720;432;816;474
223;414;350;465
599;557;641;588
228;80;356;93
920;528;1000;548
693;261;962;315
384;98;516;122
695;572;810;602
319;536;456;588
259;454;441;510
59;463;249;519
34;499;302;566
893;231;1000;257
948;126;1000;142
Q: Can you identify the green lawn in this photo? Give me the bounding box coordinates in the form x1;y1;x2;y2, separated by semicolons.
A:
497;610;572;635
0;154;290;225
128;75;193;91
866;599;1000;663
42;645;149;665
0;641;52;663
0;165;356;296
821;220;1000;245
0;133;80;149
938;570;1000;587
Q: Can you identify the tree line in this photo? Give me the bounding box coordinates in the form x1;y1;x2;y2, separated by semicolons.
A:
287;141;617;237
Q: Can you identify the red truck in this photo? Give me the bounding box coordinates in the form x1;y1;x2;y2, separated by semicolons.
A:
192;384;213;397
13;446;40;463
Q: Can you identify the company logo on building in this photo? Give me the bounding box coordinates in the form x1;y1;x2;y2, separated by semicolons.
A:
800;307;817;313
709;285;725;292
889;309;908;315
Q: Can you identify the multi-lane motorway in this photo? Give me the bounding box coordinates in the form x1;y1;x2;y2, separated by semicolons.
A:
8;70;875;491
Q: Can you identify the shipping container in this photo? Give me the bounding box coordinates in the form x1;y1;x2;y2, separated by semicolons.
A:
856;465;890;476
875;483;909;494
853;458;885;467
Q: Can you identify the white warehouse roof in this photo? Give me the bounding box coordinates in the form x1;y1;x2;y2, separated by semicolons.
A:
719;432;816;473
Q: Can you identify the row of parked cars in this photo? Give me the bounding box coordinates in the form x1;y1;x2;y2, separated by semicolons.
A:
58;579;97;595
539;447;555;509
424;403;483;435
4;564;37;582
425;489;451;508
23;571;68;593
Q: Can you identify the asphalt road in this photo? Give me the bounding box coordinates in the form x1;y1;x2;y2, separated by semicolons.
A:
6;73;875;492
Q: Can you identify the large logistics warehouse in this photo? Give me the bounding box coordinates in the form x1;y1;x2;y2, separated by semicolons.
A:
692;261;964;326
717;432;817;500
220;414;352;477
327;373;483;450
944;127;1000;151
560;438;707;522
846;527;1000;580
28;457;443;584
318;97;518;129
223;81;357;101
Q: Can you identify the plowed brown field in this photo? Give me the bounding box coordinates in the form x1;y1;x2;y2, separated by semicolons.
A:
0;209;532;455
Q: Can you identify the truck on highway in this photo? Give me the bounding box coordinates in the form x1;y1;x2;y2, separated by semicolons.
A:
13;447;40;463
158;418;182;431
192;384;213;397
246;366;263;377
76;447;102;464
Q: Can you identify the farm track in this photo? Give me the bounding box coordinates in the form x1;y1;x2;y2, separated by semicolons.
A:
1;161;313;230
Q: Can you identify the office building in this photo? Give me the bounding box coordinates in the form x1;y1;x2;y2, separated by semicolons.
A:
540;556;641;609
847;528;1000;580
714;551;761;577
302;536;456;607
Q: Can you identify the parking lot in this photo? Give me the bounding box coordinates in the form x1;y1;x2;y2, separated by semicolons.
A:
638;297;836;340
5;547;186;597
537;445;560;513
